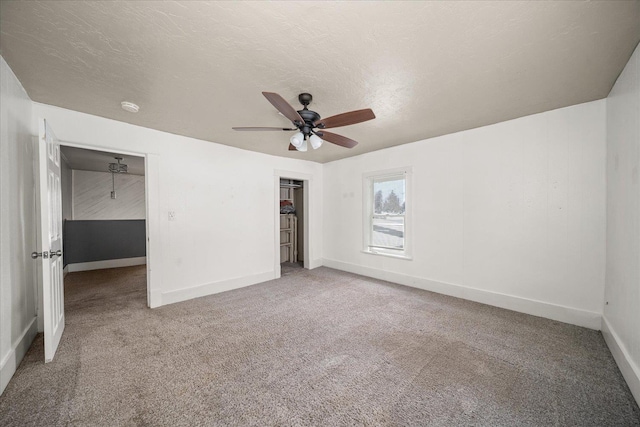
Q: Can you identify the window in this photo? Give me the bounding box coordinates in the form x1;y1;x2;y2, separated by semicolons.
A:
363;168;411;259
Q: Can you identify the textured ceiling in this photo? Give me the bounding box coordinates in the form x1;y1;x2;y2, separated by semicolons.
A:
2;1;639;163
61;146;145;176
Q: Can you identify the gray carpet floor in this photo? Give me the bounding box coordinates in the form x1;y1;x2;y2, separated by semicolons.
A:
1;264;638;426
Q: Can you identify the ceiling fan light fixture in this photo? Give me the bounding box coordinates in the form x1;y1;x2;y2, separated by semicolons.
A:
295;139;308;152
290;131;305;148
309;134;323;150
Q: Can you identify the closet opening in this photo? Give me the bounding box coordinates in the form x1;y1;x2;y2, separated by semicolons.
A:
279;178;305;271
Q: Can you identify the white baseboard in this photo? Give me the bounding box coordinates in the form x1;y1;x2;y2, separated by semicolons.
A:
149;290;162;309
161;271;275;306
308;258;323;270
602;316;640;406
322;259;602;330
63;265;69;277
67;257;147;273
0;317;37;396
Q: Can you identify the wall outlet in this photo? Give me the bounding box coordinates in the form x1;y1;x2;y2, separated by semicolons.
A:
168;211;176;221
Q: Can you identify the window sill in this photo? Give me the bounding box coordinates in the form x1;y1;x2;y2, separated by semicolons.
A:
361;249;412;260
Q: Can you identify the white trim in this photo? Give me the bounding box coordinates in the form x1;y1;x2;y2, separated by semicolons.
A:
362;167;413;259
362;166;413;180
57;140;156;309
66;257;146;272
59;150;70;166
145;153;161;308
57;140;158;159
602;316;640;406
63;265;69;277
273;175;281;278
70;168;75;220
307;258;324;270
161;271;275;306
322;258;602;330
0;317;37;395
362;249;413;260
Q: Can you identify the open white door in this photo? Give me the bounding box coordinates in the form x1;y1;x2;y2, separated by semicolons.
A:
34;119;65;362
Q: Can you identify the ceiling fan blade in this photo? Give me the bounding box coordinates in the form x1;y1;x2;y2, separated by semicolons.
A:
262;92;305;125
314;108;375;129
317;131;358;149
232;127;296;131
288;143;297;151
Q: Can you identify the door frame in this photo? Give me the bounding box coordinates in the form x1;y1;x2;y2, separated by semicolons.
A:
43;140;160;310
274;170;312;278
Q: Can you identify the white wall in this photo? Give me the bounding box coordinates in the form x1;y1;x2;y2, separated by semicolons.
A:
323;100;606;330
32;102;323;307
60;156;72;221
73;170;145;220
0;56;37;395
603;43;640;405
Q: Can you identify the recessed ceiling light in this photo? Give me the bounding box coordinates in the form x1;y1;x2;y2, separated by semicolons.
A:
121;101;139;113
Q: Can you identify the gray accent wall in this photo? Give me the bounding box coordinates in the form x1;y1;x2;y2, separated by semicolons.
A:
64;220;146;265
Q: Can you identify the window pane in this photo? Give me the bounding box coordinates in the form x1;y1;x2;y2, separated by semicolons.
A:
372;215;404;249
373;177;405;215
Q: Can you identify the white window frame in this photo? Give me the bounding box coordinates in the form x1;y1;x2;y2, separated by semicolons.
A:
362;167;412;260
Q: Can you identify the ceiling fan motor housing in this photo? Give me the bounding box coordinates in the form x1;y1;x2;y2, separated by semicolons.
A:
298;109;320;122
297;93;321;136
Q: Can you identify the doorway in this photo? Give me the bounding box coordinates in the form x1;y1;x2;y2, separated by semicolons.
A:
274;171;311;278
34;119;159;362
59;146;148;304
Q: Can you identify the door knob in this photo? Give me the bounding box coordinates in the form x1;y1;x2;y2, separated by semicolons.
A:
31;251;49;259
50;250;62;258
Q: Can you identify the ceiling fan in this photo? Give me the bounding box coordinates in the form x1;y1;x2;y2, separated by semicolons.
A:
233;92;375;151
